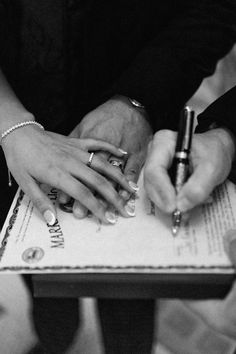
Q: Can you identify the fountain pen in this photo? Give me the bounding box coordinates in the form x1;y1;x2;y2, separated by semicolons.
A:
171;106;194;236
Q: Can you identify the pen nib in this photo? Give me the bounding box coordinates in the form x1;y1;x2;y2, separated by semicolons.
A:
172;209;182;237
172;225;179;236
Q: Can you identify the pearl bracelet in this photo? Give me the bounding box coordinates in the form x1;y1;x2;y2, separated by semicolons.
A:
0;120;44;187
0;120;44;145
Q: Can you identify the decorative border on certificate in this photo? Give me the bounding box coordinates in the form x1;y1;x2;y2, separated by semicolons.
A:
0;190;24;262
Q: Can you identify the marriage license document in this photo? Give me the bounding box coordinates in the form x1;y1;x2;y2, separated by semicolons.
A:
0;176;235;273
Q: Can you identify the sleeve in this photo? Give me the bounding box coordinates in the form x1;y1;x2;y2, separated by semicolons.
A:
112;0;236;131
196;85;236;137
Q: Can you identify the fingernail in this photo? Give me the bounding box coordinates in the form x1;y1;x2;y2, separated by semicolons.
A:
105;211;117;224
119;148;128;154
128;181;139;192
43;210;56;226
125;201;135;217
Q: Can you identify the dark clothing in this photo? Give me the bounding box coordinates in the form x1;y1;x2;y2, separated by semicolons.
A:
1;1;236;353
98;299;155;354
197;85;236;137
0;0;236;134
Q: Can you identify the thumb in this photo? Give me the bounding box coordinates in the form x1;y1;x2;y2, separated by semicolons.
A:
124;152;143;183
119;153;142;200
22;178;57;226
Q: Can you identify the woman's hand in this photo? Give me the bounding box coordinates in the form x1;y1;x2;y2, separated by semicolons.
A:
59;95;153;220
2;124;137;225
144;128;235;214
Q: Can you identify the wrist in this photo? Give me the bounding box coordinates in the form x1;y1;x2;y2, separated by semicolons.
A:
1;119;44;150
110;94;149;119
0;112;35;136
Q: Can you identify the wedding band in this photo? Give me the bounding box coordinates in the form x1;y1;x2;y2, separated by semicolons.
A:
87;152;95;168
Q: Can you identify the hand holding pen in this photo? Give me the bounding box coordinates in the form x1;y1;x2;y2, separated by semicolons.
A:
144;108;235;235
171;106;194;235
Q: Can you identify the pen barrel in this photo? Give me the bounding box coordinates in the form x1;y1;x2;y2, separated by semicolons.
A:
176;107;194;153
172;156;190;194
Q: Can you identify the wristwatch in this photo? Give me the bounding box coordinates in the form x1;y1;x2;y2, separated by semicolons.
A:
128;98;145;109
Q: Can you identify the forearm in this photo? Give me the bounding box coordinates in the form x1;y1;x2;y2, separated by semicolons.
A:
197;86;236;138
0;68;34;135
112;0;236;130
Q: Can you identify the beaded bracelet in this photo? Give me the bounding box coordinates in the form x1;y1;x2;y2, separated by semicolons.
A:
0;120;44;145
0;120;44;187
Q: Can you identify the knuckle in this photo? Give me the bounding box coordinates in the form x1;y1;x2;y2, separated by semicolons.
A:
126;163;140;177
153;129;174;142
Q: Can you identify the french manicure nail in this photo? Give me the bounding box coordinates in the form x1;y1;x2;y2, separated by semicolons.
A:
43;210;56;226
105;211;117;224
119;148;128;154
128;181;139;192
125;202;135;217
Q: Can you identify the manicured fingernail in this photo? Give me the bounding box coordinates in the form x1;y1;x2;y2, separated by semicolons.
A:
128;181;139;192
119;148;128;154
125;201;135;217
43;210;56;226
105;211;117;224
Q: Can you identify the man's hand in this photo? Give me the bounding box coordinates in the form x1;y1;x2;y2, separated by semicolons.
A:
59;95;153;220
144;128;235;214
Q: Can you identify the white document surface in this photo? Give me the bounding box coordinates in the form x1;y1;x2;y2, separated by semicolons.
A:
0;176;235;273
